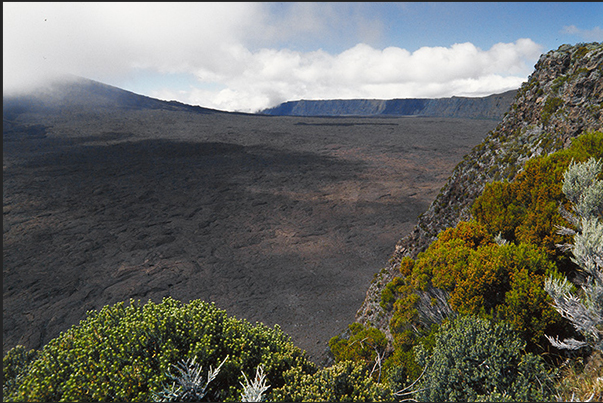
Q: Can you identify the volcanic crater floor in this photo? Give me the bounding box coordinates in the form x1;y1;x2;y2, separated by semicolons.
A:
3;111;499;363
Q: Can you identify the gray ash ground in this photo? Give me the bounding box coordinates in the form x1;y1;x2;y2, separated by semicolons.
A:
3;109;498;363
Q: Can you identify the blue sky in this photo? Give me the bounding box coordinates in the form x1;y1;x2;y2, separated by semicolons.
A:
3;2;602;112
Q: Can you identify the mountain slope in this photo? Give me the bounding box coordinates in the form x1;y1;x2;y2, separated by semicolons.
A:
356;42;603;336
260;90;517;120
3;76;225;125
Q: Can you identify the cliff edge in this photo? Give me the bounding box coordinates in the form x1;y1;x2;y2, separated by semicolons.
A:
260;91;517;120
355;42;603;339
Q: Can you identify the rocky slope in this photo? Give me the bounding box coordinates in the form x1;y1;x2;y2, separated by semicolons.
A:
260;91;517;120
355;42;603;340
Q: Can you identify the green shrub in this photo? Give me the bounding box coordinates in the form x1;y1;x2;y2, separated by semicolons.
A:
3;345;37;400
472;131;603;273
380;276;405;310
384;324;438;398
434;220;494;249
329;323;388;381
383;222;569;353
389;289;421;335
373;132;603;400
4;297;315;402
272;360;393;402
444;241;570;351
415;315;556;402
541;96;563;125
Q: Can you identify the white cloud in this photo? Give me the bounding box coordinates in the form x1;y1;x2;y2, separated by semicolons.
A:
3;3;543;112
561;25;603;42
181;39;542;112
3;2;264;93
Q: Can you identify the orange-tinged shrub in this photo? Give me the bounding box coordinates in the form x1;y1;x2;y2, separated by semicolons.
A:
473;131;603;272
434;218;494;249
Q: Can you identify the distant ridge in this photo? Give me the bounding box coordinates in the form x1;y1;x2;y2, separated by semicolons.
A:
259;90;518;120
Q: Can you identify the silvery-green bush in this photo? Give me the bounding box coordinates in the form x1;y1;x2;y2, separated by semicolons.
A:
152;355;227;402
240;364;270;402
545;157;603;351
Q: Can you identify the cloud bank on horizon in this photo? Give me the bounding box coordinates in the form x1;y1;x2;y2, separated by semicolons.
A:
4;2;603;113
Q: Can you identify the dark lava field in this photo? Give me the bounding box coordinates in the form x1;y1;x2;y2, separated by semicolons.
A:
3;99;499;363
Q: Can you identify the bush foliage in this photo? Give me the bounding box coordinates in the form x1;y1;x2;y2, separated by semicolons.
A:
415;315;556;402
381;221;571;354
379;132;602;352
329;322;388;379
472;131;603;272
3;298;316;402
545;157;603;352
4;298;392;402
272;360;393;402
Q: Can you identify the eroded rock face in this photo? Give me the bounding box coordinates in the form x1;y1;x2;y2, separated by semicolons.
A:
260;91;517;120
356;42;603;340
